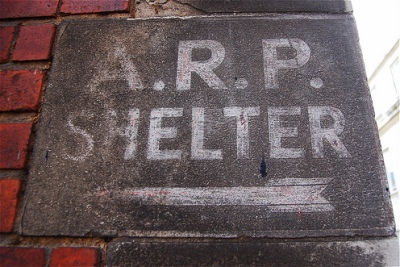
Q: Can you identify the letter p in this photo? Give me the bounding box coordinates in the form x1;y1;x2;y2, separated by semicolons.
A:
262;38;310;89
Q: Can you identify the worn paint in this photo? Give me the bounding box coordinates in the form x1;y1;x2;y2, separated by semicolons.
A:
65;118;94;161
89;43;144;93
268;106;304;158
191;107;223;160
147;108;183;160
223;107;260;159
262;38;310;89
131;106;350;160
93;178;333;212
176;40;227;90
124;109;140;160
23;17;394;238
308;106;350;158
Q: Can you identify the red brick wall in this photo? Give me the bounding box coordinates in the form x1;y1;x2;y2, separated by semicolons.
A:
0;0;191;265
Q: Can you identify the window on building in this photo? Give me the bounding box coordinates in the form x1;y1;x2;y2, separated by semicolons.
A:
390;57;399;95
383;147;398;194
389;171;397;193
371;85;385;119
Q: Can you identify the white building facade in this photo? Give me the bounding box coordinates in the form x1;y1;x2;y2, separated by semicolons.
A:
369;40;400;236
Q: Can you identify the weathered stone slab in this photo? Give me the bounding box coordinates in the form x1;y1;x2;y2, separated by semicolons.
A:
22;15;394;237
179;0;352;13
106;238;399;266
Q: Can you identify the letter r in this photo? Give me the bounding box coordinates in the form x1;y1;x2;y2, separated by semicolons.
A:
176;40;227;90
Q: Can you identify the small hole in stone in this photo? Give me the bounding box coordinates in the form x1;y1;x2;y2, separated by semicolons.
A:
260;157;267;178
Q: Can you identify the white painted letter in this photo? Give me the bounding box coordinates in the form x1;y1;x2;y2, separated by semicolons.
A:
114;45;144;91
147;108;183;160
262;39;310;89
191;107;223;160
224;107;260;159
65;117;94;161
90;44;144;92
268;107;304;158
308;106;350;158
176;40;227;90
124;109;140;160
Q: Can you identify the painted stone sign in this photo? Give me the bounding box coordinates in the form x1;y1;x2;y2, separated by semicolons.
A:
22;15;394;237
178;0;352;13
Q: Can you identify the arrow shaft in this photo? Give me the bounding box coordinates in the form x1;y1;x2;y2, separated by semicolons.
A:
95;178;333;212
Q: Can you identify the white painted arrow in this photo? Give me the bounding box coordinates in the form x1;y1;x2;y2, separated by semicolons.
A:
94;178;333;212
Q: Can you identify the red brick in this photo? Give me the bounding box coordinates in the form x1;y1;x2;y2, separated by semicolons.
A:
0;179;21;232
0;123;32;169
0;0;59;19
0;70;44;111
0;26;15;63
50;247;100;267
13;24;55;61
0;247;45;267
61;0;129;14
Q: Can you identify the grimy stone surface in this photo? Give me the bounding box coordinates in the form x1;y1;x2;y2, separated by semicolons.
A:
22;15;394;238
179;0;352;13
106;238;399;266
